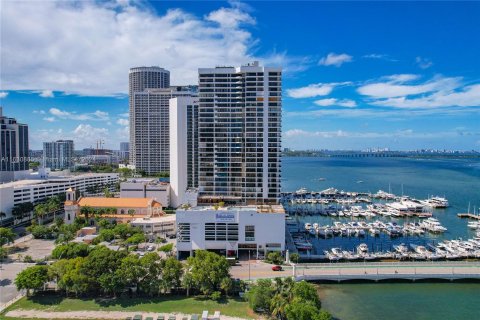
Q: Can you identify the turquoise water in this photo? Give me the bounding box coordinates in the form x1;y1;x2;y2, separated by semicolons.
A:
282;157;480;320
318;283;480;320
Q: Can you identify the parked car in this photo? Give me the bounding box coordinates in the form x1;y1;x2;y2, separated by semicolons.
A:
272;265;282;271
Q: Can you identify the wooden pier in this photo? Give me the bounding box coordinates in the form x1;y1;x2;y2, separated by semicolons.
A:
457;213;480;220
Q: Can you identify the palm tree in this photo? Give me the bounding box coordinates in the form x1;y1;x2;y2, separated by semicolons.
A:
34;203;46;225
270;293;288;320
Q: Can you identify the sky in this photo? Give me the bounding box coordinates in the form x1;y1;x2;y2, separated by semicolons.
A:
1;0;479;151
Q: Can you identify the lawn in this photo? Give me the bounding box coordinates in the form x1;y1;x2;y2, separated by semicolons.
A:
1;294;257;319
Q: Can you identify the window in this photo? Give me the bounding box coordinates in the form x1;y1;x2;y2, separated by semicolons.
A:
177;223;191;242
245;225;255;241
205;223;216;241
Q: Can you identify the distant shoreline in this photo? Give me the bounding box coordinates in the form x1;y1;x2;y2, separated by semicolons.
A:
282;152;480;159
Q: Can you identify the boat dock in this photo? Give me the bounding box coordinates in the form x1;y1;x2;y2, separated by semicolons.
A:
457;213;480;220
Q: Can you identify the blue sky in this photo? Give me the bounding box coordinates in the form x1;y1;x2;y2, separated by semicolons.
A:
1;1;479;150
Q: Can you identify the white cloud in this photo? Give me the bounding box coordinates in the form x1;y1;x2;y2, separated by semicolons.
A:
357;75;462;99
33;110;46;114
49;108;109;121
43;117;56;122
73;124;109;140
206;6;255;28
363;54;398;62
39;90;54;98
319;53;353;67
372;84;480;109
287;82;351;99
416;56;433;69
357;73;480;108
116;118;129;126
0;92;8;98
315;98;357;108
1;1;300;96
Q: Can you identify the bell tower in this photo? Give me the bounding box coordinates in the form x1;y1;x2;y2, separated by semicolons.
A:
64;187;78;225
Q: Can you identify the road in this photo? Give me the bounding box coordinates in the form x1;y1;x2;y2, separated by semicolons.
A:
0;262;30;306
231;260;480;281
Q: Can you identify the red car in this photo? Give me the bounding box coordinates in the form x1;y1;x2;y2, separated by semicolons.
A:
272;265;282;271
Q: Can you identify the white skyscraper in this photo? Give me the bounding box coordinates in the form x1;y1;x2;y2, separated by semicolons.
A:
129;66;170;172
169;96;199;207
197;62;282;204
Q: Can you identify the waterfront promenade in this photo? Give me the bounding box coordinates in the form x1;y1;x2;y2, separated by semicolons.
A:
231;260;480;282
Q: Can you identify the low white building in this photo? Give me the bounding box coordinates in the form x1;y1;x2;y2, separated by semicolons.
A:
120;178;170;207
0;172;118;226
176;205;285;259
131;215;176;236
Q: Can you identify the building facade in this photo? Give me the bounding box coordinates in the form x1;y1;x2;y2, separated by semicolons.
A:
169;96;199;207
129;66;170;171
176;205;285;258
0;107;29;182
119;142;129;161
197;62;282;204
130;85;197;175
64;190;164;225
43;140;74;170
0;172;118;226
120;178;170;207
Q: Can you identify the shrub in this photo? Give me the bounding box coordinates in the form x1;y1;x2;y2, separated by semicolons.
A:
290;253;300;263
266;251;283;265
210;291;222;301
23;255;34;263
158;243;173;253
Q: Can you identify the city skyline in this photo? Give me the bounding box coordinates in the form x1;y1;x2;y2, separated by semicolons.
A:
1;1;480;150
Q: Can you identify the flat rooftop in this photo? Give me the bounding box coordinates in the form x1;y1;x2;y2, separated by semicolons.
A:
180;204;285;214
0;172;118;189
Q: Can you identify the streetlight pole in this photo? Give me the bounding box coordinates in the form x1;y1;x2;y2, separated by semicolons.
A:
248;250;251;281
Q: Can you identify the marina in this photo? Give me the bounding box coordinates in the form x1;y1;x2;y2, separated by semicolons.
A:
282;157;480;265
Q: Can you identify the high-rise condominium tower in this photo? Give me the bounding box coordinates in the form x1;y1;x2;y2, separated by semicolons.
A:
0;107;29;182
129;66;171;174
169;96;199;207
197;62;282;204
43;140;74;170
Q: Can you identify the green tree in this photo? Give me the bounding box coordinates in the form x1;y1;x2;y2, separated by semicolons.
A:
81;246;127;292
117;254;144;291
34;203;47;225
161;256;183;293
125;233;146;245
270;293;289;320
56;257;91;296
220;277;233;297
138;252;163;296
246;279;274;312
181;271;194;297
267;251;283;265
29;225;53;239
290;253;300;264
158;243;173;254
185;250;231;296
0;227;15;246
292;280;321;308
285;300;321;320
52;242;91;260
15;265;49;296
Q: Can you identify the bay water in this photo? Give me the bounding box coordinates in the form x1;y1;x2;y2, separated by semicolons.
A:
282;156;480;320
